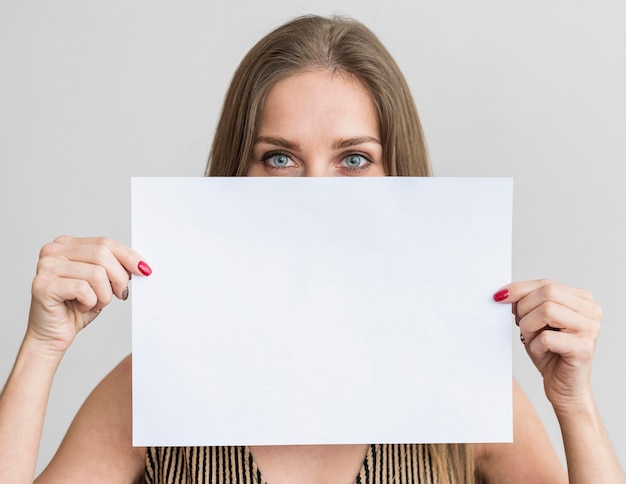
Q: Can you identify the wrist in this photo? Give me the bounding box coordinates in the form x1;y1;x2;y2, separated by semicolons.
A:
19;330;67;372
551;390;597;423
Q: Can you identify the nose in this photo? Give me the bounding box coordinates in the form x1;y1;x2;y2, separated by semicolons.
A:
302;159;332;177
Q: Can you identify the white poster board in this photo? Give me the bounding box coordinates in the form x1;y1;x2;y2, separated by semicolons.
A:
131;177;513;446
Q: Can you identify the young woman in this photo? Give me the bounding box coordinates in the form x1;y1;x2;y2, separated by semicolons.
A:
1;14;623;483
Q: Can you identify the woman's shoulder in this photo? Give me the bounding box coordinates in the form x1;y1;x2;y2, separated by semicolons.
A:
36;354;146;483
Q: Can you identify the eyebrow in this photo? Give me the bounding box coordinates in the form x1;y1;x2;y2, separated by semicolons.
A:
254;135;382;150
254;136;301;150
332;136;382;149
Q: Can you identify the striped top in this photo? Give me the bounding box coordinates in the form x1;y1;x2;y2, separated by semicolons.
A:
145;444;436;483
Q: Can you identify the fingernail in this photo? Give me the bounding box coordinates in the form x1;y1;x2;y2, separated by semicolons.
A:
138;260;152;276
122;286;129;301
493;288;509;302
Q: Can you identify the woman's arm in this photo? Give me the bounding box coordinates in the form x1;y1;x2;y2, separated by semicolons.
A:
35;355;146;483
0;335;66;482
0;236;150;482
495;280;625;483
555;392;622;483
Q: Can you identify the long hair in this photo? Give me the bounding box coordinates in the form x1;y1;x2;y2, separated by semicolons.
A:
206;14;474;482
206;14;431;177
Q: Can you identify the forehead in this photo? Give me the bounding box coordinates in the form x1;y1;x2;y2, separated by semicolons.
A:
258;69;380;138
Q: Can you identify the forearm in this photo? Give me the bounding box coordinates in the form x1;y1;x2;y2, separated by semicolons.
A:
556;395;625;484
0;336;63;483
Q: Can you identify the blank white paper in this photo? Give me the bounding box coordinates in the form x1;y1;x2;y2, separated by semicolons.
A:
131;177;513;446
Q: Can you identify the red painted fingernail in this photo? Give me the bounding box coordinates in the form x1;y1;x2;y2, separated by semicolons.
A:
493;289;509;302
138;261;152;276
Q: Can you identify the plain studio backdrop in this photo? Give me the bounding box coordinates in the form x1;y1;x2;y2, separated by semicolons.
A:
1;0;624;475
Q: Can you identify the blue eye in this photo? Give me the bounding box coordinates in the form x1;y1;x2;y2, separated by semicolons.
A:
265;153;294;168
342;154;368;169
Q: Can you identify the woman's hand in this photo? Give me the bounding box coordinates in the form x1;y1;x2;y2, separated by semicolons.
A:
27;236;151;356
493;279;602;413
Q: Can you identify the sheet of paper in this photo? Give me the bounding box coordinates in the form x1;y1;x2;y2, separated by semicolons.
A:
131;177;513;446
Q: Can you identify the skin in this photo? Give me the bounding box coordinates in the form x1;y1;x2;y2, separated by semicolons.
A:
0;69;623;483
247;69;385;178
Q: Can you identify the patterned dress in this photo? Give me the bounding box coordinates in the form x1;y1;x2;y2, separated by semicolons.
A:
145;444;437;483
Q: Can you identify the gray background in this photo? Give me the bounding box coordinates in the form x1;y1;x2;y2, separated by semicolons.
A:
1;0;624;475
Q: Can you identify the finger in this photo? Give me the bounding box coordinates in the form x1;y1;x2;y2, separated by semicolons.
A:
514;282;600;322
38;257;116;308
40;242;128;299
52;236;152;277
42;237;151;298
32;274;98;314
526;327;596;362
493;279;593;305
518;301;592;337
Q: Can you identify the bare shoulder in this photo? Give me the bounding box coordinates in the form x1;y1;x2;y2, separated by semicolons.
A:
472;379;567;483
36;354;146;483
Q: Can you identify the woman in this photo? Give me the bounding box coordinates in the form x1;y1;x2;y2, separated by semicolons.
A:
0;14;623;483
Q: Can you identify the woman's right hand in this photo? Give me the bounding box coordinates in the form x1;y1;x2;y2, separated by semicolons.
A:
26;236;151;356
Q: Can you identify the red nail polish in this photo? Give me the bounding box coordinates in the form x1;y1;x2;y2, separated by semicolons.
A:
493;289;509;302
138;260;152;276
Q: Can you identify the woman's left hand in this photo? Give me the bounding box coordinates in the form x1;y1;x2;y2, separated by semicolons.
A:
493;279;602;413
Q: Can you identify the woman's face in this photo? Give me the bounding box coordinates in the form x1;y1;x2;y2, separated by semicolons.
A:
247;69;386;177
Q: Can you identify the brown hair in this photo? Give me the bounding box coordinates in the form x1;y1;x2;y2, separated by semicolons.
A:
206;14;431;177
206;14;474;482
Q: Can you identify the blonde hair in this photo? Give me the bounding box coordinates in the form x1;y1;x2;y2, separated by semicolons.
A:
429;443;477;483
206;14;431;177
206;14;474;482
